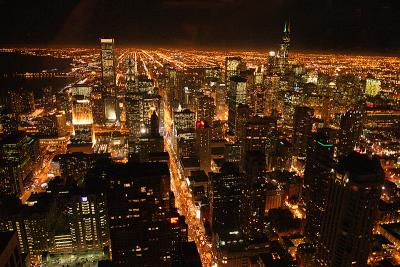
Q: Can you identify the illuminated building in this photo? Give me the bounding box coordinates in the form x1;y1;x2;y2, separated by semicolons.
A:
195;120;211;173
102;162;189;266
225;57;244;89
0;133;39;196
235;104;250;143
35;111;67;137
303;128;335;243
242;151;267;240
125;54;137;94
266;139;292;171
227;76;247;133
104;96;118;123
138;76;154;94
244;116;277;159
71;85;94;147
0;194;57;256
125;93;143;153
56;152;109;183
365;78;381;96
1;111;19;136
100;38;115;89
224;143;242;165
173;109;196;158
0;231;25;267
292;106;314;158
8;90;35;114
138;111;164;162
267;51;277;75
215;84;227;120
277;21;291;75
42;86;55;112
196;95;215;125
337;108;364;158
319;153;384;266
209;163;245;233
67;194;109;251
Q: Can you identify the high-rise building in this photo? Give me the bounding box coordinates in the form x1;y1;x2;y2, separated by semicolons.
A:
209;163;245;233
365;78;381;96
227;76;247;133
0;231;25;267
196;95;215;125
71;86;94;147
337;108;364;158
292;106;314;158
215;84;227;120
225;57;244;89
102;162;189;266
42;86;55;112
242;151;267;240
244;116;278;158
100;38;115;89
0;111;19;136
303;128;335;243
138;111;164;162
173;109;196;158
8;90;35;114
195;120;211;174
125;54;137;94
235;104;250;143
319;152;384;266
277;21;291;74
67;194;109;251
0;133;39;196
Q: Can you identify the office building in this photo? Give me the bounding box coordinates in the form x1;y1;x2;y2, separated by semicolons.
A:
337;108;364;158
195;120;211;174
102;162;189;266
319;153;384;266
138;111;164;161
292;106;314;158
244;116;277;158
227;76;247;133
100;38;116;88
67;194;109;251
0;133;39;196
0;231;25;267
303;128;335;243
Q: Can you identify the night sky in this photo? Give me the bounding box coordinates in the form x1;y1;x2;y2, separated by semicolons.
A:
0;0;399;53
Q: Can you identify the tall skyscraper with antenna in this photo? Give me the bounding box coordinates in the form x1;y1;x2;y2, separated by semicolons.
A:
277;21;291;74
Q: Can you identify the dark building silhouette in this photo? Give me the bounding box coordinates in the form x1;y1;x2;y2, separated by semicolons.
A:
319;152;384;267
292;106;314;158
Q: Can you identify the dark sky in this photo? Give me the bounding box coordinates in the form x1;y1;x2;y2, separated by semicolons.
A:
0;0;399;53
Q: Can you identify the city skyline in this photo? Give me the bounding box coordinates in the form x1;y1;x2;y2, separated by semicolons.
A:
0;4;399;267
0;0;399;53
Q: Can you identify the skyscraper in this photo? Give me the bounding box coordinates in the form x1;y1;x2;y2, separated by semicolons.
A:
277;21;291;74
303;128;335;243
227;76;247;133
100;38;116;89
71;85;94;147
0;133;39;196
67;194;109;251
173;109;196;158
319;152;384;267
337;108;364;158
292;106;314;158
195;120;211;174
225;57;244;89
103;162;189;266
244;115;278;158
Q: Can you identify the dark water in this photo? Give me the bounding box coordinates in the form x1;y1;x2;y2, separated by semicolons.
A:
0;52;72;74
0;52;75;97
